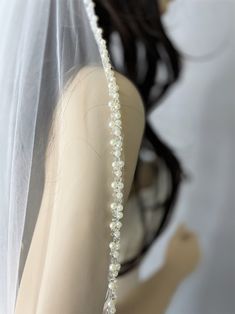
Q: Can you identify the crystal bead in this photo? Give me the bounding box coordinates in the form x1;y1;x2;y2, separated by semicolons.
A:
109;222;116;230
108;101;114;108
108;280;117;290
116;212;123;219
107;299;116;314
111;182;117;189
109;242;116;250
117;140;123;148
117;204;123;211
115;119;121;126
113;128;121;136
110;221;122;230
113;150;121;157
112;250;119;258
112;92;119;100
116;221;122;229
112;161;119;169
109;121;115;128
116;263;121;271
110;106;117;112
110;270;118;278
112;112;121;120
110;203;117;210
114;170;122;177
118;182;124;189
110;138;122;148
113;103;120;110
115;241;120;249
115;192;123;199
109;264;117;271
113;230;120;238
108;300;115;308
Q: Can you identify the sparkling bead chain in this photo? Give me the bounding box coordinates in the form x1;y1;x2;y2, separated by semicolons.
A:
83;1;125;313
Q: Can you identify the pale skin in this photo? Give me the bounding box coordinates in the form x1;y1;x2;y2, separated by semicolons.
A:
117;225;200;314
15;66;200;314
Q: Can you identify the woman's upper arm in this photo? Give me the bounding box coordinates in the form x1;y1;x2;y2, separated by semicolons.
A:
15;67;145;314
43;68;145;313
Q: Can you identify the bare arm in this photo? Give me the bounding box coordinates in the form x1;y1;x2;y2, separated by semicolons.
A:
117;266;180;314
15;67;145;314
117;225;201;314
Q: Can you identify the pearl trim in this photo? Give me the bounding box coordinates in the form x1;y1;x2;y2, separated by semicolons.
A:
83;1;125;313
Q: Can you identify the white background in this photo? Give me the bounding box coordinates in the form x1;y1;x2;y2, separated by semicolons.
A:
141;1;235;313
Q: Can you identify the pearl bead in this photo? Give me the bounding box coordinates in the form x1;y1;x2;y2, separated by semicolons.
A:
110;138;122;148
119;161;124;167
110;203;117;210
109;242;120;252
111;180;123;190
111;182;117;189
117;221;122;228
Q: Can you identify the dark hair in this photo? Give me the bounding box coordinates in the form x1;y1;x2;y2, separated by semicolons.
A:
95;0;183;275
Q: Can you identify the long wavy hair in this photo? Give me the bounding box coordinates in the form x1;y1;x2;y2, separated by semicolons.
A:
95;0;184;275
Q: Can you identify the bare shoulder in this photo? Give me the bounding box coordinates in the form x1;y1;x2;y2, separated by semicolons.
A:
53;66;145;201
71;66;146;122
73;66;146;200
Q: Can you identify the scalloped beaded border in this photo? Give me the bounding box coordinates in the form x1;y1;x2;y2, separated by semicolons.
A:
83;1;125;313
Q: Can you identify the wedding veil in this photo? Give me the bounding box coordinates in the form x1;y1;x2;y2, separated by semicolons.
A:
0;1;124;313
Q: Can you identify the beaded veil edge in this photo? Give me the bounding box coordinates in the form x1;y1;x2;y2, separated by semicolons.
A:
83;1;125;313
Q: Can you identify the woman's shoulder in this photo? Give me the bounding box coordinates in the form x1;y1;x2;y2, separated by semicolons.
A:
71;66;146;121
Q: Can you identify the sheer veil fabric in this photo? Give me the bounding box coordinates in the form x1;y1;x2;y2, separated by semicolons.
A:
0;1;124;313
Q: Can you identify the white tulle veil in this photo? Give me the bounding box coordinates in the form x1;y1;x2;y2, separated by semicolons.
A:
0;1;124;313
